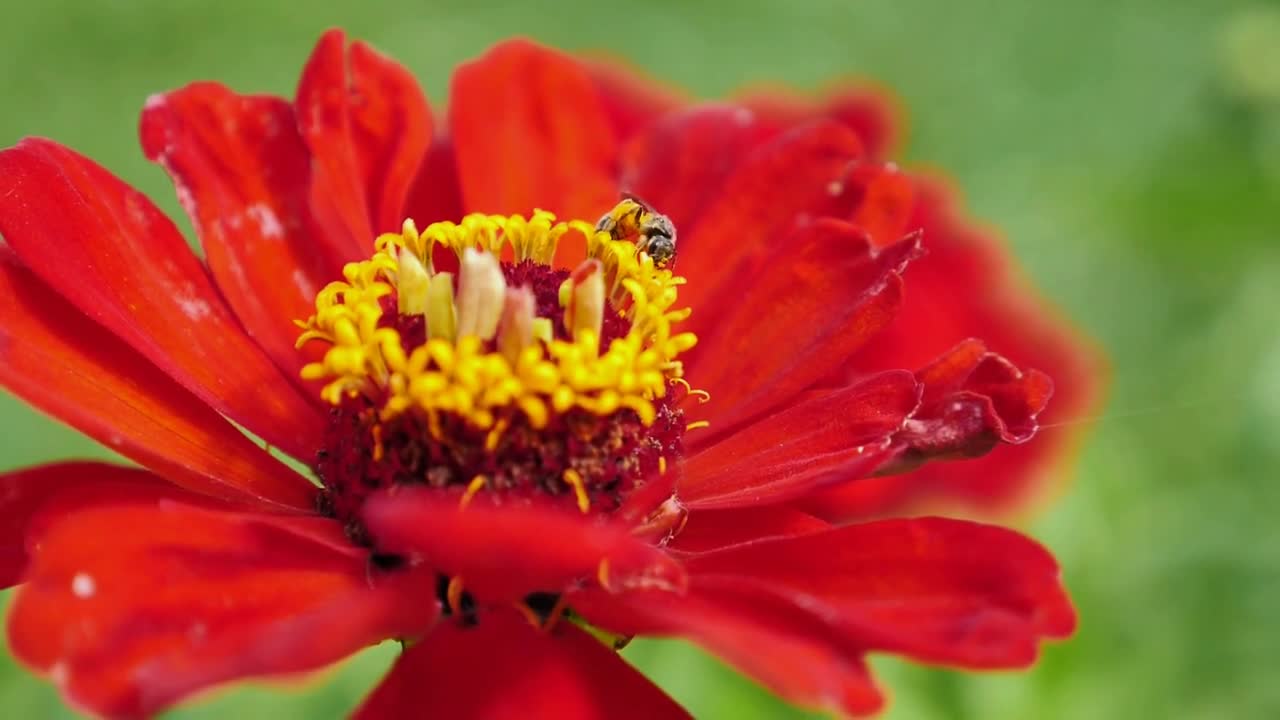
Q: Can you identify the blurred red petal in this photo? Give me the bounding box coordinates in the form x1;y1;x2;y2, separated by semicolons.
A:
0;249;317;511
582;54;688;142
141;82;344;378
363;488;685;602
9;500;435;718
0;463;173;588
296;29;433;254
686;517;1076;666
688;219;922;435
449;39;618;225
846;160;916;247
356;608;688;720
0;138;325;462
571;585;884;717
679;371;920;509
736;83;903;161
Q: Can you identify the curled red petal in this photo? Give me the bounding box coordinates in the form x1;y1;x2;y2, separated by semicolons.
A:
363;488;685;602
140;82;344;379
8;500;436;718
570;585;884;717
0;463;174;589
687;218;922;436
679;370;921;509
811;174;1103;517
685;517;1076;667
0;138;325;462
355;608;689;720
449;39;618;224
0;249;317;511
296;29;433;254
874;339;1054;476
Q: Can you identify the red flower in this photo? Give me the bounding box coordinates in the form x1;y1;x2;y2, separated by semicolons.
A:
0;30;1087;719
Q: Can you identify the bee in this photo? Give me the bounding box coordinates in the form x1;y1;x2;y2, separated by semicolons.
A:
595;195;677;268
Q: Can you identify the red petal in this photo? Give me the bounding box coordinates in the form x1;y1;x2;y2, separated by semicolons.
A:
574;517;1072;715
363;488;685;602
0;138;325;461
0;249;317;510
403;135;464;227
880;340;1053;474
686;219;922;435
685;517;1076;666
9;500;436;718
678;371;921;509
812;174;1104;517
619;104;771;238
140;82;344;378
449;39;618;223
571;586;884;717
296;29;434;254
355;608;688;720
0;463;172;588
736;83;903;161
667;506;830;556
673;121;867;315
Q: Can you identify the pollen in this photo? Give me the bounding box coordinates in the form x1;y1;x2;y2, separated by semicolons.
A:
298;212;695;431
300;206;702;533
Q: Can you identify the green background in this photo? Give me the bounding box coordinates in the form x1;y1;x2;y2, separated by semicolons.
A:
2;0;1279;717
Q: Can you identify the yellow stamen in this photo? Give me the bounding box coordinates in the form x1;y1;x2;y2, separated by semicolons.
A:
497;287;535;364
531;317;553;344
459;474;487;508
565;259;605;347
686;420;711;431
671;377;711;403
426;273;457;342
456;248;506;340
658;456;668;475
296;210;696;430
484;418;510;452
562;468;591;513
396;246;431;315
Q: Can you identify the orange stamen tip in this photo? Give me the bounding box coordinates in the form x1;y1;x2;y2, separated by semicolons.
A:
513;602;542;629
459;475;487;508
658;456;668;475
484;419;510;452
541;595;570;631
685;420;711;431
597;558;612;590
446;576;465;615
